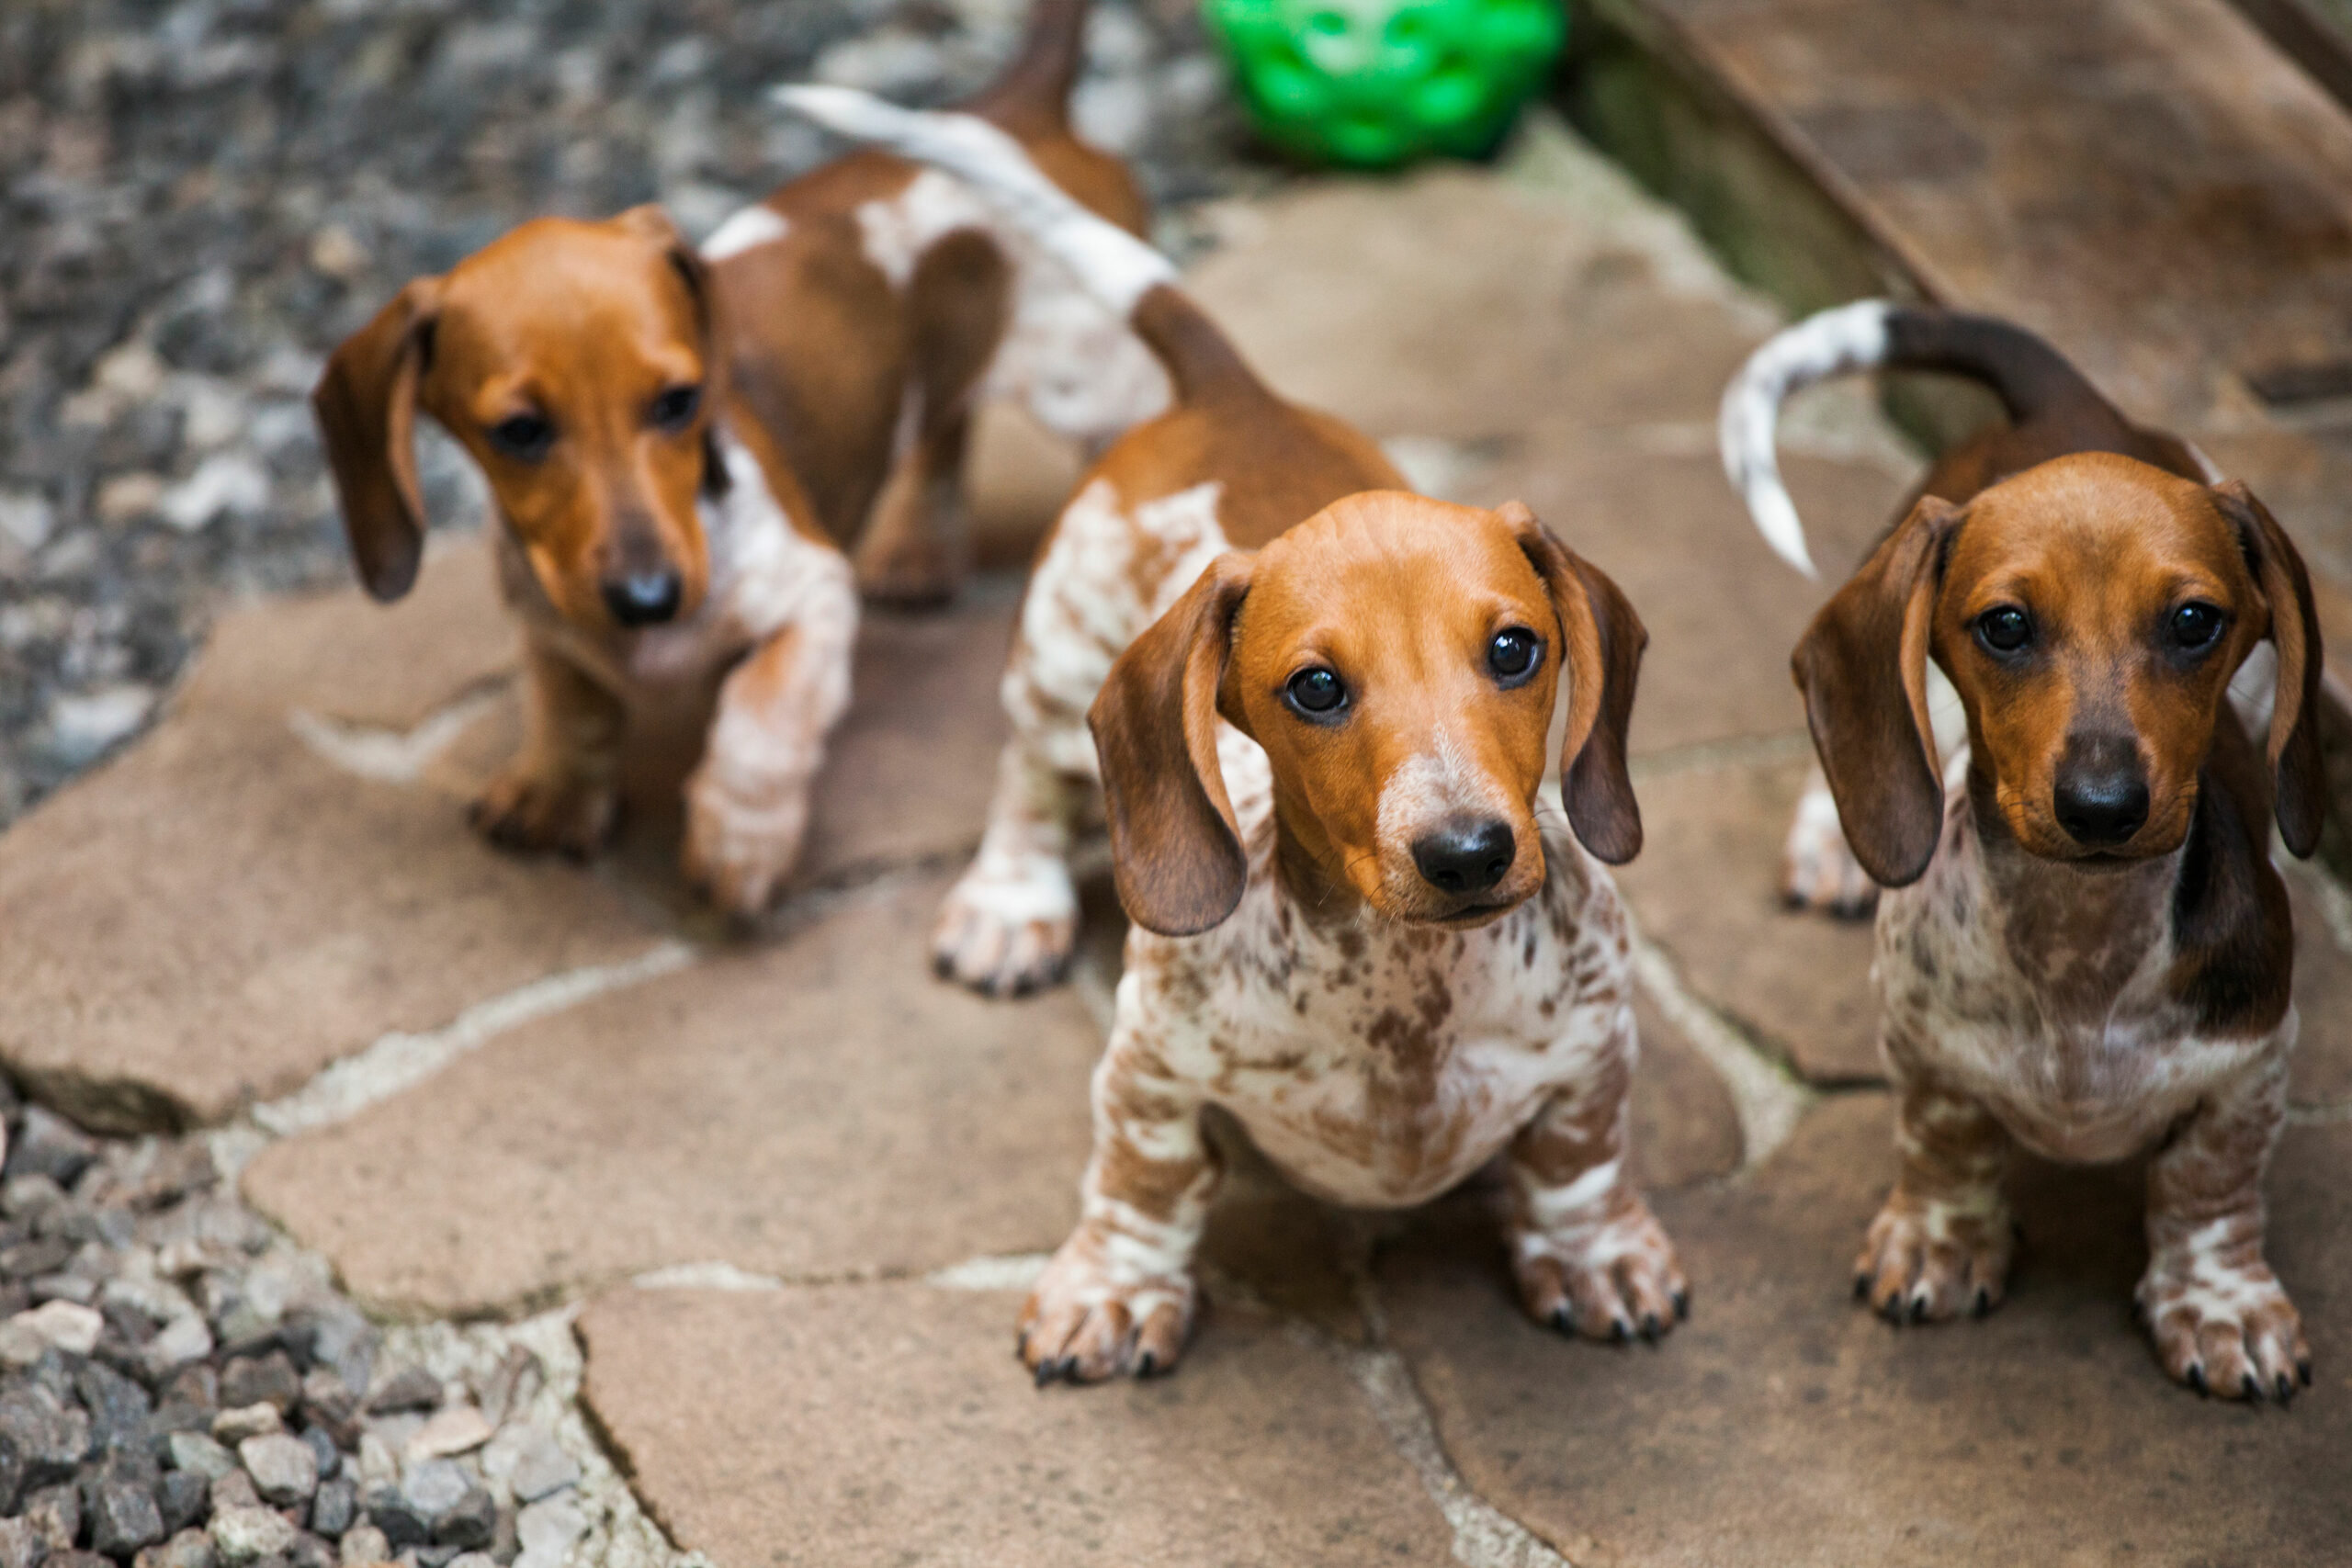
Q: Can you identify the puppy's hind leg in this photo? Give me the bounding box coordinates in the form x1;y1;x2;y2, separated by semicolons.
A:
1781;759;1877;918
854;231;1010;608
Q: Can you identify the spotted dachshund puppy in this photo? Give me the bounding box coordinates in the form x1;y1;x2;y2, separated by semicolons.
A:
1728;303;2327;1401
312;0;1159;918
777;85;1685;1382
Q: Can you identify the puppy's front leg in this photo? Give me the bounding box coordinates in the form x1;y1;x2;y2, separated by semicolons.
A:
1857;1071;2015;1322
1023;1029;1218;1384
1510;1040;1689;1343
2139;1049;2308;1402
684;590;857;918
473;637;625;857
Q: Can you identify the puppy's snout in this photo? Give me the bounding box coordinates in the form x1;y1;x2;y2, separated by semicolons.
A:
1411;818;1515;897
2052;734;2150;850
602;568;683;627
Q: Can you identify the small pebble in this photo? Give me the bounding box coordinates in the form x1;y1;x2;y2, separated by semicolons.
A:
88;1472;166;1558
514;1494;585;1560
404;1404;492;1461
432;1487;495;1551
400;1458;469;1518
24;1481;80;1549
503;1428;578;1504
7;1300;103;1357
238;1432;321;1505
363;1367;439;1416
308;1476;356;1538
211;1403;283;1444
208;1503;296;1565
157;1470;210;1535
136;1529;219;1568
169;1430;237;1481
334;1525;390;1566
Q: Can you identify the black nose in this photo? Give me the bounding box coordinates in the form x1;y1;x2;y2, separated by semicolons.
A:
602;569;682;626
2052;735;2150;849
1411;818;1516;897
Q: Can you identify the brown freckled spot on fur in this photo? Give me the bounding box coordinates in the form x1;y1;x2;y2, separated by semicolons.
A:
1539;997;1557;1018
1336;926;1366;961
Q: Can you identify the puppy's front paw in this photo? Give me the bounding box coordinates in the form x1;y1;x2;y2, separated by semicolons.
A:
1018;1240;1196;1385
1781;779;1876;919
2140;1250;2311;1403
1854;1192;2013;1324
683;775;808;919
1514;1201;1690;1344
933;851;1078;997
469;764;616;859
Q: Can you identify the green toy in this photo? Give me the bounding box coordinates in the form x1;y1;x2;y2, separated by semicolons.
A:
1204;0;1566;168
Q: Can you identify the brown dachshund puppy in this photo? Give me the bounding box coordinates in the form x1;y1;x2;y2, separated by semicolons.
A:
1726;303;2326;1401
781;87;1683;1384
312;0;1161;917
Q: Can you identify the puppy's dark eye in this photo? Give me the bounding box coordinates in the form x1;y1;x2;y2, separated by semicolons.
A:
486;412;554;461
2170;601;2224;650
1975;605;2032;655
1487;626;1541;684
650;384;701;432
1284;667;1348;719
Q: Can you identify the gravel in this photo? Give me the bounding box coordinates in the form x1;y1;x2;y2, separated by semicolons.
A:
0;1085;646;1567
0;0;1256;830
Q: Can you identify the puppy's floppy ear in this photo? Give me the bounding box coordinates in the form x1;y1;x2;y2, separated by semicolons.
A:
312;278;440;602
2212;480;2327;857
1793;495;1961;887
1504;502;1648;864
1090;552;1253;936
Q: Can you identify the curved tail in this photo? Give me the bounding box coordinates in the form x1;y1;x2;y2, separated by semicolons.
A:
774;84;1266;406
1720;300;2120;578
963;0;1091;135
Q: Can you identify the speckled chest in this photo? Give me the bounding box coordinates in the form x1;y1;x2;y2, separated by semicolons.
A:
1876;787;2283;1162
1126;773;1636;1209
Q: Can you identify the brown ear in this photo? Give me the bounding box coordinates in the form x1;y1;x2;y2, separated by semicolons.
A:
1792;495;1961;887
2212;480;2326;857
1089;553;1253;936
312;279;439;602
1504;502;1647;864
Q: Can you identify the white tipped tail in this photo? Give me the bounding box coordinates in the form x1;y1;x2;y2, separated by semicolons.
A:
773;84;1176;318
1717;299;1896;580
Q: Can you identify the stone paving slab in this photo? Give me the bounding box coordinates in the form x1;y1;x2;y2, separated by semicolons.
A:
242;873;1105;1314
576;1282;1457;1568
0;550;654;1133
1381;1091;2352;1567
1616;755;1882;1083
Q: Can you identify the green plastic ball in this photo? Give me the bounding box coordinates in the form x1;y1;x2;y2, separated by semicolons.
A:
1204;0;1567;168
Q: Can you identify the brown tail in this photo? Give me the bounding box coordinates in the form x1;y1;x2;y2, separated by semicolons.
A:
964;0;1091;135
1130;286;1275;409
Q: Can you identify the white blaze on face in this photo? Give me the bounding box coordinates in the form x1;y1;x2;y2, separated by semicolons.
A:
1373;725;1516;897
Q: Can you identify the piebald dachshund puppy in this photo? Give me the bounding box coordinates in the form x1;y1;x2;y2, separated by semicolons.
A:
779;86;1686;1382
312;0;1162;917
1725;303;2327;1401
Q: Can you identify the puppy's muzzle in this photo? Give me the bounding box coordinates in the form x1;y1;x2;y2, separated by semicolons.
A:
2053;733;2150;850
1411;818;1516;897
602;568;684;627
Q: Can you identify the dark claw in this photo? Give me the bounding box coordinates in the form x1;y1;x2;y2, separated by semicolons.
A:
1034;1358;1059;1389
2187;1363;2210;1397
1972;1286;1991;1319
2300;1359;2315;1388
1639;1313;1663;1344
1550;1303;1577;1339
1673;1288;1690;1322
1609;1316;1633;1344
1136;1350;1159;1379
1879;1293;1905;1325
2276;1372;2295;1404
2242;1371;2262;1404
1906;1295;1928;1325
1853;1274;1871;1301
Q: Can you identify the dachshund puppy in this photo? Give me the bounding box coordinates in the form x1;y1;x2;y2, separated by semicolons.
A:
779;85;1683;1383
1728;303;2326;1400
312;0;1159;917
